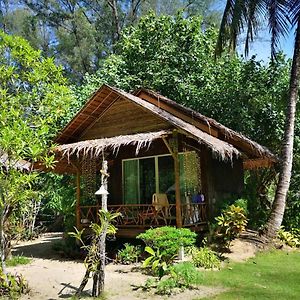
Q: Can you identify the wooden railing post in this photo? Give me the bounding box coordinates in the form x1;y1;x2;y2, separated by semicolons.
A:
163;131;182;228
174;154;182;228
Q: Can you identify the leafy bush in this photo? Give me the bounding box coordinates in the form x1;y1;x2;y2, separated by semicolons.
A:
215;204;248;247
233;199;248;215
117;243;141;264
142;246;169;278
156;277;178;295
292;228;300;239
278;227;300;247
156;262;203;295
0;271;29;298
191;246;221;269
137;226;196;262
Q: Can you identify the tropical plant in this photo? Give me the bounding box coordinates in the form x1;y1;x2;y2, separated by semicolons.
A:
277;227;300;247
137;226;196;263
191;246;221;269
0;270;29;298
216;0;300;239
165;262;203;292
69;209;120;297
116;243;141;265
136;261;203;295
215;204;248;248
142;246;169;278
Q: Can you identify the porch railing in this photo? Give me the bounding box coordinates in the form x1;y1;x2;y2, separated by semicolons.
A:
79;203;207;228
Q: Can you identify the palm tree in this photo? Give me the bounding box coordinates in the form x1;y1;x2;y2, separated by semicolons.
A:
216;0;300;239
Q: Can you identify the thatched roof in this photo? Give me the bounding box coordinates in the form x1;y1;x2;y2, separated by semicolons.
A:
135;88;275;161
58;130;171;159
52;84;276;173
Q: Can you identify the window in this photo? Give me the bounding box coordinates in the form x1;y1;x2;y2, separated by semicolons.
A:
122;152;200;204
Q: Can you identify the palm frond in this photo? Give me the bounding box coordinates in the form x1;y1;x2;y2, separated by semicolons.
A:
244;1;266;55
215;0;236;57
217;0;291;58
229;0;248;52
289;0;300;26
267;0;290;58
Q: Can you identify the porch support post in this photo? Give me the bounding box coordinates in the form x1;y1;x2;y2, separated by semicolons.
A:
76;170;81;229
174;153;182;227
163;131;182;228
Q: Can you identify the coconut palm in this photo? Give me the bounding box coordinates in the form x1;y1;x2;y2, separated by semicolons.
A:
216;0;300;239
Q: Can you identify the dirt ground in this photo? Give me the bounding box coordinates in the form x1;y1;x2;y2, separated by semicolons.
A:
8;233;255;300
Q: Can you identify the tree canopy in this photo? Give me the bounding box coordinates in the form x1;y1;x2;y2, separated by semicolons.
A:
0;30;73;272
0;0;221;81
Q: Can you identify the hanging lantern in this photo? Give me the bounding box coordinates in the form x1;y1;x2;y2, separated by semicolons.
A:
95;185;109;195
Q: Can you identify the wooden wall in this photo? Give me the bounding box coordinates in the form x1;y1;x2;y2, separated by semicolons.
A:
204;151;244;219
80;98;171;140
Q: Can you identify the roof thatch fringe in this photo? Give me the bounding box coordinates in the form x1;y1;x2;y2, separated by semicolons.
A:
56;130;171;159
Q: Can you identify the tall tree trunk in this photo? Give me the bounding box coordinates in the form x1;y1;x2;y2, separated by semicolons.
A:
264;20;300;239
107;0;121;43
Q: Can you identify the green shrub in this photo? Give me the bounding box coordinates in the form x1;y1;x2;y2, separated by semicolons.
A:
0;271;29;298
156;262;203;295
6;256;31;267
116;243;141;264
278;227;300;247
215;204;248;248
142;246;169;278
156;277;178;295
137;226;196;262
191;246;221;269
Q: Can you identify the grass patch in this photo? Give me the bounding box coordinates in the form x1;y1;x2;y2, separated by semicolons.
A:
200;250;300;299
6;255;31;267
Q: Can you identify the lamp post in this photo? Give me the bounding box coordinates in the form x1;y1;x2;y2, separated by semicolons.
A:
95;160;109;211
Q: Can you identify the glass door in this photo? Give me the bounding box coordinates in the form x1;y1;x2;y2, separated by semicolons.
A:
123;159;139;204
139;157;156;204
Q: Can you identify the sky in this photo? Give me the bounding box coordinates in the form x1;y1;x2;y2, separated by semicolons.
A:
214;1;295;62
243;30;295;62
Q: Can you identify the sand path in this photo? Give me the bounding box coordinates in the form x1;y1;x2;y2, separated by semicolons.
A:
8;233;224;300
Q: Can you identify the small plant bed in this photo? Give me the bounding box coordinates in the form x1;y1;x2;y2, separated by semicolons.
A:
190;245;221;269
199;250;300;299
134;226;216;296
136;262;204;295
116;243;142;264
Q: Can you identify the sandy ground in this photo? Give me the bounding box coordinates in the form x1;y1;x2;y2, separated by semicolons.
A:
8;233;226;300
223;239;257;262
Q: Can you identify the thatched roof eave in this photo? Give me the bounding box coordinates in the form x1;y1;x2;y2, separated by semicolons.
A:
56;130;172;159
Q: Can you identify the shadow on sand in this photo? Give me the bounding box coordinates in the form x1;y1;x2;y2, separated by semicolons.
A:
11;233;67;261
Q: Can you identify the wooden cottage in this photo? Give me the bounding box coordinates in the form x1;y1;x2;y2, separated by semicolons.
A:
49;84;276;237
